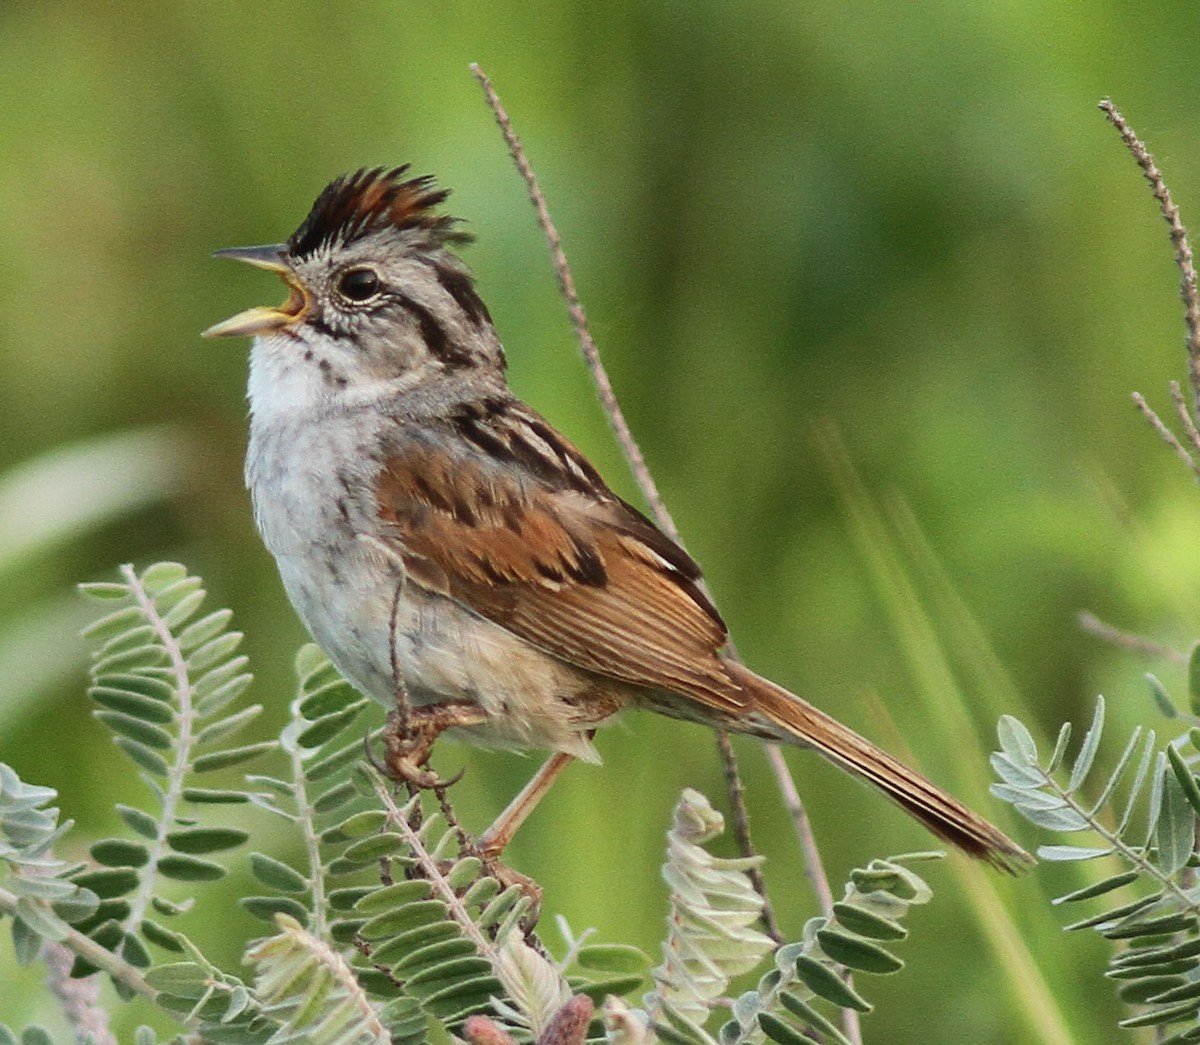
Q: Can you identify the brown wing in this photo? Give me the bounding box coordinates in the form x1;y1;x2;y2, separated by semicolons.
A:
374;402;747;713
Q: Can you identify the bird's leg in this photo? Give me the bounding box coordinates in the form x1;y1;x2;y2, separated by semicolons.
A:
477;750;577;860
379;578;489;788
383;702;488;788
473;750;578;933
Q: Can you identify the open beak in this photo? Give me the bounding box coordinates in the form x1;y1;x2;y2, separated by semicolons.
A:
202;244;310;338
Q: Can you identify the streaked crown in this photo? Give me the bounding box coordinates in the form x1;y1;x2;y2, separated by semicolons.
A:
287;166;470;259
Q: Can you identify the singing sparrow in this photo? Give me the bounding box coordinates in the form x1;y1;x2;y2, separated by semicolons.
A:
206;166;1028;869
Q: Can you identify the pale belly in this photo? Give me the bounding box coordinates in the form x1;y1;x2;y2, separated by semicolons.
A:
247;419;615;762
278;542;614;762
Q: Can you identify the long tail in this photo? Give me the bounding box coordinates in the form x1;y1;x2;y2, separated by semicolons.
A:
725;662;1031;871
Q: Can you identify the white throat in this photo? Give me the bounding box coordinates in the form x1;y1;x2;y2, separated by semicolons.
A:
246;333;333;427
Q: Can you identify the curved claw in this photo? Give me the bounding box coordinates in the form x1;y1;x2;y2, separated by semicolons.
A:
388;754;463;790
433;765;467;790
364;728;390;776
377;701;483;789
364;726;440;786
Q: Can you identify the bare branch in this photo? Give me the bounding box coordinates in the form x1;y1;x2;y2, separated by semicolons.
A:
763;744;862;1045
1131;392;1200;479
718;730;782;942
762;745;834;915
1100;98;1200;417
1170;380;1200;458
388;577;413;725
1077;611;1188;665
469;63;674;534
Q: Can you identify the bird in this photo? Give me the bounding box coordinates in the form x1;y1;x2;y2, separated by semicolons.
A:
204;165;1029;870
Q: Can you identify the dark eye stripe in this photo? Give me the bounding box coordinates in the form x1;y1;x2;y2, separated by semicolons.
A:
393;293;475;369
433;262;491;325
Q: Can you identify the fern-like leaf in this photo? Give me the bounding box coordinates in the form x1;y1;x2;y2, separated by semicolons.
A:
144;940;277;1042
349;778;549;1036
720;855;937;1045
645;788;774;1035
638;789;936;1045
991;692;1200;1034
241;644;378;940
0;763;101;961
74;563;265;999
247;914;391;1044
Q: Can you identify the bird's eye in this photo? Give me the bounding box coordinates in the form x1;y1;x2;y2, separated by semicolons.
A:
337;267;381;302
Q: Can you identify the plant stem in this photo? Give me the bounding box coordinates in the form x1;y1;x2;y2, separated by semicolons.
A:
118;564;197;946
1100;99;1200;420
0;884;156;1002
287;716;330;939
1039;764;1195;912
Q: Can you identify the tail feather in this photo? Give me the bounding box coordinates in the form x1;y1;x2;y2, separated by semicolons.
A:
726;662;1031;871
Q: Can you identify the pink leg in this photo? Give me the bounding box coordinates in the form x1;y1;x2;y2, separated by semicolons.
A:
477;752;576;859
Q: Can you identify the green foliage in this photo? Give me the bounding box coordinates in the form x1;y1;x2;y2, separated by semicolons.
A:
0;1027;60;1045
0;564;575;1041
249;911;393;1041
992;689;1200;1039
240;643;376;939
642;790;936;1045
73;562;261;984
645;787;775;1030
0;563;953;1042
345;788;538;1036
247;914;392;1045
716;853;939;1045
0;764;99;956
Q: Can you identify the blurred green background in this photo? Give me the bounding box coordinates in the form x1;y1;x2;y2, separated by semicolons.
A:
3;2;1200;1041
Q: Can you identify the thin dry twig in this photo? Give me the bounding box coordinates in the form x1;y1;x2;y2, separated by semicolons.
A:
715;730;781;941
384;569;480;876
1100;98;1200;415
433;773;475;854
388;577;413;726
469;62;803;930
468;66;667;526
763;740;860;1044
1077;611;1188;666
1169;379;1200;458
763;745;835;915
1131;391;1200;480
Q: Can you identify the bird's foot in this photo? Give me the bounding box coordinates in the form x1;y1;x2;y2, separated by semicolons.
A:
376;703;487;789
489;859;543;930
